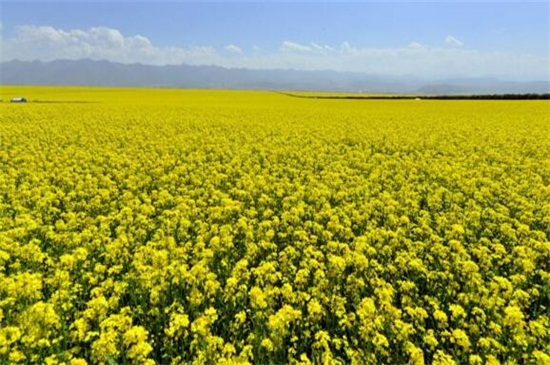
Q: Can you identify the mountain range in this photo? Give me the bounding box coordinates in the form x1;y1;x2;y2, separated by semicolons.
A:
1;59;549;95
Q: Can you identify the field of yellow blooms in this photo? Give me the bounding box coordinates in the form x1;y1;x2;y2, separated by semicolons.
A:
1;86;549;364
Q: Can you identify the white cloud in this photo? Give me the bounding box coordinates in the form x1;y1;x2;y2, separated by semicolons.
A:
407;41;423;50
280;41;312;53
1;24;547;80
310;42;324;51
340;41;358;54
310;42;334;53
1;25;220;66
225;44;242;54
445;35;464;47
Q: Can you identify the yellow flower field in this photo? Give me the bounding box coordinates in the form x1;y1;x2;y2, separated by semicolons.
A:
1;86;549;364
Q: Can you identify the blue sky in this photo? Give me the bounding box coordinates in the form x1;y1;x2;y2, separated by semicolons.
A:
1;2;548;80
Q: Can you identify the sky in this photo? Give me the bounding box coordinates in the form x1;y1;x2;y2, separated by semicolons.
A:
1;1;548;80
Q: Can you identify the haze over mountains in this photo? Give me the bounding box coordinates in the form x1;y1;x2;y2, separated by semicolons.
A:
2;59;549;95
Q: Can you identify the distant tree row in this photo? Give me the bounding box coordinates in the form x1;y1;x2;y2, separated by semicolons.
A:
420;93;550;100
281;92;550;100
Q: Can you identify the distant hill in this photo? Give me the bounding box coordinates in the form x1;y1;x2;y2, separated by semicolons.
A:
417;79;550;95
1;59;548;94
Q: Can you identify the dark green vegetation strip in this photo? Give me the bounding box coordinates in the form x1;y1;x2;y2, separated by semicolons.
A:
280;92;550;100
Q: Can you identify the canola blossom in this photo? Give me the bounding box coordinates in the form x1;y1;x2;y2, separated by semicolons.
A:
0;87;549;364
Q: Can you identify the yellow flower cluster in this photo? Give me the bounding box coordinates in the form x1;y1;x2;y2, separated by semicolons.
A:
0;87;549;364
